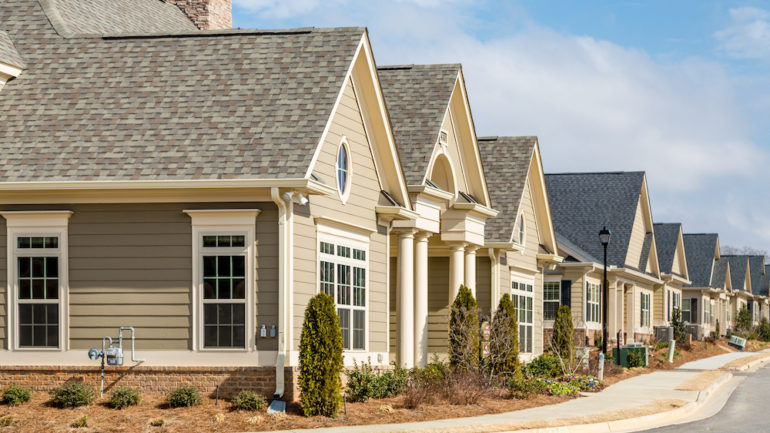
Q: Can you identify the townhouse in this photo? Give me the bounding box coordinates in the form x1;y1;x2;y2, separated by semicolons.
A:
724;256;753;328
545;172;662;345
681;234;729;336
652;223;690;327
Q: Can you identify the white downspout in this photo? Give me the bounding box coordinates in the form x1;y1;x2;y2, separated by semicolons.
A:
271;187;291;399
489;248;498;309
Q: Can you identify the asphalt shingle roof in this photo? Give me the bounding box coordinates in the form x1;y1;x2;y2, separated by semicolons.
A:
477;136;536;242
758;271;770;297
724;256;750;293
0;30;24;68
377;64;460;185
712;258;729;290
748;256;765;296
545;171;646;267
654;223;682;275
0;0;364;181
44;0;197;35
683;234;718;288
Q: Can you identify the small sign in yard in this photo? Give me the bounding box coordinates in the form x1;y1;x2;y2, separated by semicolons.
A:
728;335;747;351
481;341;490;358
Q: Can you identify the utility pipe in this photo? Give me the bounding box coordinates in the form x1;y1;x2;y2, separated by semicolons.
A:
271;187;290;400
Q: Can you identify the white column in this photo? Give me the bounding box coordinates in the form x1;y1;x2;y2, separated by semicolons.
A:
414;232;431;367
464;246;477;297
397;231;415;368
449;243;466;302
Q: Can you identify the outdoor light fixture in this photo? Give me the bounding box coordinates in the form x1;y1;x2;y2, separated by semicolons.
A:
598;226;611;360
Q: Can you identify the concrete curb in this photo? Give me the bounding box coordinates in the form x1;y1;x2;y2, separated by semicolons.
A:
725;354;770;372
498;372;733;433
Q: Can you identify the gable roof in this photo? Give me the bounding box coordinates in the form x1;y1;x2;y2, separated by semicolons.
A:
683;233;719;288
545;171;646;267
42;0;197;35
723;255;751;293
0;30;24;69
712;258;730;290
654;223;681;274
477;136;535;242
377;64;460;185
748;256;765;295
0;1;366;182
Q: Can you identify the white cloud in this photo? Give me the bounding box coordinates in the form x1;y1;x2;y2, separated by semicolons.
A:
714;7;770;59
233;1;770;246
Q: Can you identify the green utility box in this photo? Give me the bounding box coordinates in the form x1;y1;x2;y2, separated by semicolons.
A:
612;345;648;368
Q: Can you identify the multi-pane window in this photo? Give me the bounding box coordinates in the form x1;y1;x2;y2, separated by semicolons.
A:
585;282;601;323
319;240;367;350
201;234;247;348
16;236;60;348
682;298;691;322
512;280;533;353
543;281;560;321
640;292;651;328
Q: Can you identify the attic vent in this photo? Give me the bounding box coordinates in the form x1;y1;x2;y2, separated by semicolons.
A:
439;130;449;146
458;191;479;204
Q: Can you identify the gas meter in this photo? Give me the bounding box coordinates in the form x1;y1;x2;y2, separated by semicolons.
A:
105;346;123;366
87;327;145;396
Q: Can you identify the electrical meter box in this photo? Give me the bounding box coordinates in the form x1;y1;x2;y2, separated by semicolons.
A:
105;347;123;366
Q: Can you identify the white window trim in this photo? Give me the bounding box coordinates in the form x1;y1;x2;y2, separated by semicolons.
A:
336;136;353;204
1;211;72;352
185;209;261;352
511;271;534;354
640;291;651;329
585;280;601;324
543;279;561;323
514;212;526;248
317;223;370;353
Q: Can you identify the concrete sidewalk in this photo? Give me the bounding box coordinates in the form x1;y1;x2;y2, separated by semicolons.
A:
258;352;763;433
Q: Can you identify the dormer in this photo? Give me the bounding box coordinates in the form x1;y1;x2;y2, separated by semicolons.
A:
0;31;24;91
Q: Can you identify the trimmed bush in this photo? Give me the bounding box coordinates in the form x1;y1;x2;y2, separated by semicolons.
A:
232;391;267;411
507;376;548;399
524;353;561;378
626;350;644;368
551;305;575;373
167;386;201;408
671;308;689;347
299;293;343;417
71;415;89;428
109;386;140;409
486;294;520;378
2;385;31;406
449;285;479;371
737;306;753;334
51;382;94;408
346;360;408;402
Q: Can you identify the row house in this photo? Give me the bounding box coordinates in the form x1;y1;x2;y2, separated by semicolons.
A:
681;234;730;337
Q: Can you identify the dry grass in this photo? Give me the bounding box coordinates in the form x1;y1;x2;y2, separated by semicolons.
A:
675;370;727;391
720;352;770;370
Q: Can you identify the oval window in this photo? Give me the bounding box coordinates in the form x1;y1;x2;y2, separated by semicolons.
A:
337;142;350;197
517;215;525;244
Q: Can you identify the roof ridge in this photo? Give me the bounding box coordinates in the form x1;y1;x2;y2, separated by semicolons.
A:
101;26;364;40
545;171;645;176
477;135;537;141
378;63;461;70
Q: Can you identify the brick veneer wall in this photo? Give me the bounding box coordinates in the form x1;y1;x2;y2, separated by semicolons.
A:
165;0;232;30
0;366;298;401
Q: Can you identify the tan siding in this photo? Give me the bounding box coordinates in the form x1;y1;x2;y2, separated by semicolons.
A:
654;285;666;324
508;179;540;272
369;230;388;353
0;217;5;348
671;248;682;275
533;271;543;355
625;198;646;268
427;257;450;356
476;256;491;316
571;275;585;322
440;110;470;194
292;209;316;352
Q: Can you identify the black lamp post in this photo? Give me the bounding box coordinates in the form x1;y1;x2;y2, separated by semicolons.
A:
599;227;611;357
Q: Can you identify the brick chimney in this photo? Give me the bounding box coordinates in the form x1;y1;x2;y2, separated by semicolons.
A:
166;0;232;30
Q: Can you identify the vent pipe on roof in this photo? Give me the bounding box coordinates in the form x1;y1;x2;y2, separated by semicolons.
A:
165;0;232;30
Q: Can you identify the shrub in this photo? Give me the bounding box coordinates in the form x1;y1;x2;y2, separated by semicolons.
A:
232;391;267;411
524;353;561;378
626;349;644;368
51;382;94;408
445;372;487;405
109;386;140;409
3;385;31;406
402;357;449;409
449;285;480;372
507;376;547;399
167;386;201;408
671;308;689;348
345;360;408;402
716;319;721;338
653;341;669;351
737;307;753;333
747;332;759;341
71;415;89;428
150;418;164;427
298;293;343;417
0;416;14;427
759;318;770;342
538;378;580;396
563;374;601;392
594;331;603;350
486;294;520;378
551;305;575;374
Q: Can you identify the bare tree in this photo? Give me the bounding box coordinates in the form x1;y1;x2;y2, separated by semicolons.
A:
721;245;769;261
550;319;589;376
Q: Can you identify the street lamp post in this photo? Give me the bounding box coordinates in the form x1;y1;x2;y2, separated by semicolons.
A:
599;227;611;357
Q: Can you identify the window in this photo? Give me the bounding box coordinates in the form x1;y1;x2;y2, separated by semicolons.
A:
1;211;72;351
543;281;560;321
319;238;367;351
515;215;525;245
669;291;681;321
682;299;691;322
336;139;351;200
640;292;651;328
585;282;601;323
185;209;259;351
512;280;533;353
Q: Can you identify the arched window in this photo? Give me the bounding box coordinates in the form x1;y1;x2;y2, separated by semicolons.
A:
336;140;351;199
516;214;525;245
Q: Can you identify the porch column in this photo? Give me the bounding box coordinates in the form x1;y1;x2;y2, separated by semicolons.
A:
449;243;466;302
464;245;478;297
414;232;431;367
397;230;415;368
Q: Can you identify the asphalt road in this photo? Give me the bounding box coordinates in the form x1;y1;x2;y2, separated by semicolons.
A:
642;365;770;433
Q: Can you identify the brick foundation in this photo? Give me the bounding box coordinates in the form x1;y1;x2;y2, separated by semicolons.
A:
0;365;298;401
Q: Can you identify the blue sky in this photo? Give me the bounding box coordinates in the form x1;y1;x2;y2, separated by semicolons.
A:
233;0;770;251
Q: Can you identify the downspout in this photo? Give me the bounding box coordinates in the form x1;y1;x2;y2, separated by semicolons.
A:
271;187;290;399
489;248;498;308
